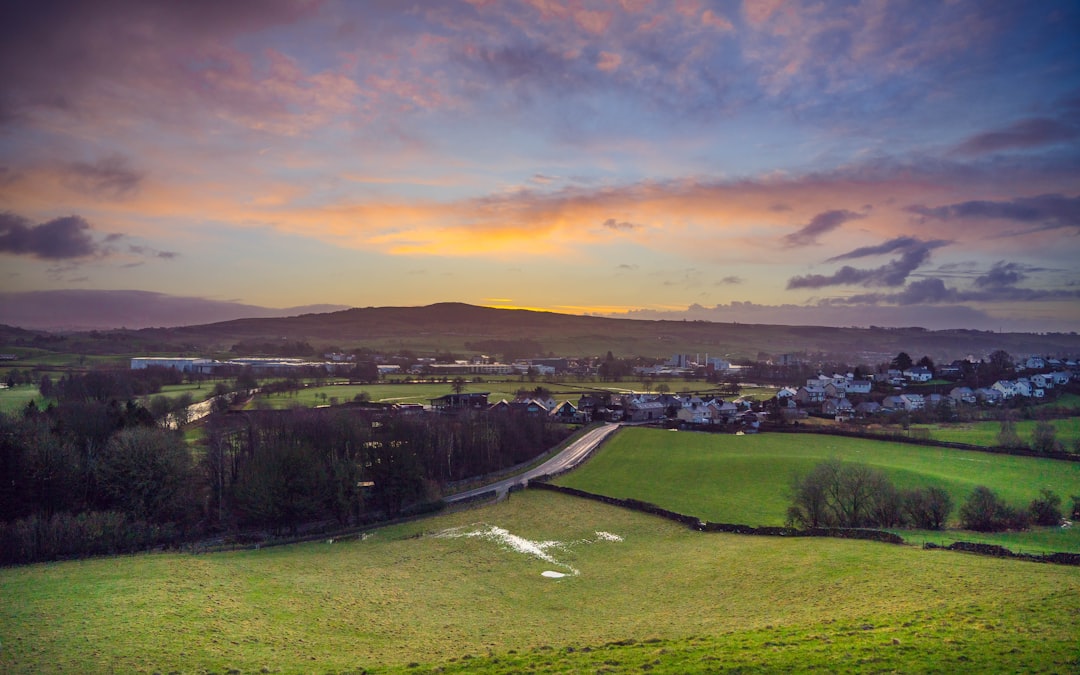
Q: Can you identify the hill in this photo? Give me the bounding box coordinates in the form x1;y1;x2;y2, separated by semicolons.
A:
5;302;1080;361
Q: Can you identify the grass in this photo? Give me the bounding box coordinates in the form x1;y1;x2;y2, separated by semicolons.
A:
910;417;1080;448
0;385;48;414
1;490;1077;674
554;427;1080;553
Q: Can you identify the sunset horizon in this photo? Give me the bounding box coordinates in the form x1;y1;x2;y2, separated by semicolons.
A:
2;1;1078;332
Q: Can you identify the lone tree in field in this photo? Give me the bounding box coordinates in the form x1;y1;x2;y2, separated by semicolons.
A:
997;417;1024;448
1031;421;1061;454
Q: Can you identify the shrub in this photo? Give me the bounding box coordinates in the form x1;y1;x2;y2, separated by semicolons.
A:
959;486;1028;532
1029;489;1063;526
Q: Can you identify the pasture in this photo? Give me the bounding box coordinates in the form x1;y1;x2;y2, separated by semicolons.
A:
0;385;47;414
554;427;1080;553
912;417;1080;448
1;490;1076;674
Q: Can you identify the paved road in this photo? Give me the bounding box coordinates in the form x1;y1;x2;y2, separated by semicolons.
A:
446;423;622;503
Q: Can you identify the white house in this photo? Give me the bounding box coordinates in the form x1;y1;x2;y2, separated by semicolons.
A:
950;386;977;405
903;366;933;382
846;380;873;394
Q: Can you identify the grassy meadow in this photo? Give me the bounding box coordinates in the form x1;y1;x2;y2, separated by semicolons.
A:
2;490;1077;674
554;427;1080;553
910;416;1080;448
0;385;49;414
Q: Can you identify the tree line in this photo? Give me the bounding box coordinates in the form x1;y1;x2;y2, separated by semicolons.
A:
1;370;573;564
786;459;1076;532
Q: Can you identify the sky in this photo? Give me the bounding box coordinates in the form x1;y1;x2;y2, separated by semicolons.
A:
1;0;1079;332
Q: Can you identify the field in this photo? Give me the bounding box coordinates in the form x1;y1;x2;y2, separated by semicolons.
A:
910;417;1080;448
0;385;48;414
554;428;1080;553
2;490;1077;674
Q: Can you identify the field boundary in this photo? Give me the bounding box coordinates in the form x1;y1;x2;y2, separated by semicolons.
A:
527;481;1080;566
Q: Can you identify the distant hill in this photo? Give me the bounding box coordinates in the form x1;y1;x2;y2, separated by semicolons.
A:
0;290;349;331
3;300;1079;362
123;302;1080;362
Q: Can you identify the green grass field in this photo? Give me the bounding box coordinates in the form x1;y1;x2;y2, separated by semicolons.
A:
0;385;48;414
911;417;1080;448
554;428;1080;553
1;491;1076;674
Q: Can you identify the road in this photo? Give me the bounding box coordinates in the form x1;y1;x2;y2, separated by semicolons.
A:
445;423;622;503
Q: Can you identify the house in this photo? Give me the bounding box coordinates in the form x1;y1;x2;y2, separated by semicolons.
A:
795;385;826;405
549;401;586;423
1051;371;1071;386
903;366;933;382
430;392;490;410
881;395;905;411
975;387;1003;404
991;380;1017;399
776;386;798;400
846;380;873;394
854;401;881;416
1030;373;1053;390
822;397;854;416
949;386;977;405
900;393;925;410
624;399;667;422
1025;356;1046;370
676;403;713;425
823;382;846;398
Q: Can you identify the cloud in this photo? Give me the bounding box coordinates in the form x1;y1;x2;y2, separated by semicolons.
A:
951;118;1079;156
0;212;98;259
973;261;1027;289
825;236;949;262
602;218;640;231
61;155;144;200
718;275;742;285
824;276;1080;306
787;237;948;289
782;209;863;247
907;194;1080;233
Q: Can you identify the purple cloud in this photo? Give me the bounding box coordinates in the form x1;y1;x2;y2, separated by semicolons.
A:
61;155;144;200
782;209;863;247
787;238;948;289
907;194;1080;233
825;236;950;262
0;213;98;259
602;218;640;231
951;117;1078;156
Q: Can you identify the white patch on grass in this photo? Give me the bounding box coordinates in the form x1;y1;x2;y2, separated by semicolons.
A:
432;524;625;576
542;571;567;578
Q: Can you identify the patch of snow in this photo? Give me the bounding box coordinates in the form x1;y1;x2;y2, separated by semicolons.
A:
594;531;623;542
542;571;567;578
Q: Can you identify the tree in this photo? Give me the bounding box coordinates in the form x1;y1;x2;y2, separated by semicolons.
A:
94;427;198;525
986;350;1014;381
959;486;1028;532
451;376;467;394
890;352;913;371
38;374;54;398
1031;421;1061;454
997;417;1024;448
916;355;935;371
902;486;952;529
1029;489;1062;526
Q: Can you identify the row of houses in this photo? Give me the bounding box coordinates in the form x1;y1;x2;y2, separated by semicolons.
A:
429;390;758;427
